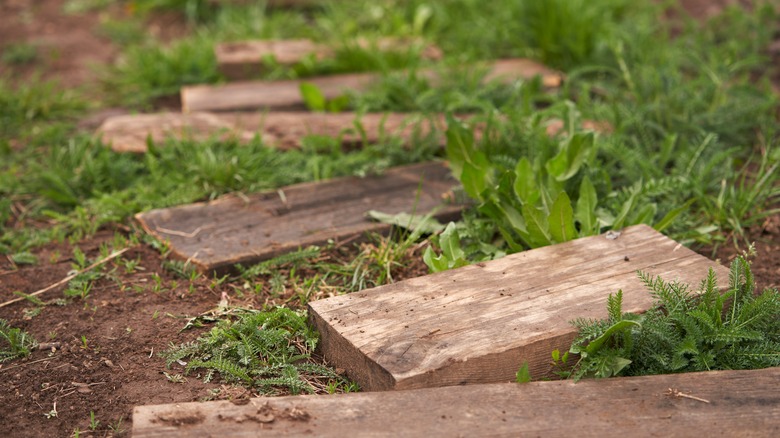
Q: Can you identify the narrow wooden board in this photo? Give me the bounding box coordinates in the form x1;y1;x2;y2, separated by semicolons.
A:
216;38;443;80
182;59;563;112
132;367;780;437
96;112;445;153
308;225;730;391
136;162;463;273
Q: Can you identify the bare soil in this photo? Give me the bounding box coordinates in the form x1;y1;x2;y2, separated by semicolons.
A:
0;1;778;437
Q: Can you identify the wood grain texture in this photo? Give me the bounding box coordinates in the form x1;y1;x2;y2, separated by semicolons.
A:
133;367;780;437
216;38;442;80
182;59;563;112
308;225;730;391
95;111;445;153
135;162;463;273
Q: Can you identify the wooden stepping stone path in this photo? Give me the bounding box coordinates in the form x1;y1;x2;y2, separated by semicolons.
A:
182;59;563;112
133;367;780;437
96;112;444;153
308;225;729;391
136;161;463;273
216;38;443;80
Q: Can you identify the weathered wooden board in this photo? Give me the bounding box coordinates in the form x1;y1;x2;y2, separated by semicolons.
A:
136;162;463;273
182;59;563;112
216;38;442;80
308;225;730;391
96;112;445;153
133;367;780;437
95;111;609;154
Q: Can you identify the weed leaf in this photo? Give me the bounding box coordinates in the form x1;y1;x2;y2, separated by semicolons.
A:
549;191;576;243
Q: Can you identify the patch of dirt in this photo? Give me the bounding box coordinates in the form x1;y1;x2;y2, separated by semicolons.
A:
0;0;189;90
0;0;118;89
706;214;780;290
0;229;427;437
0;233;221;437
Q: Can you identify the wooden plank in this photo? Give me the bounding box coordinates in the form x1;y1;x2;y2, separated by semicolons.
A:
182;59;563;112
95;111;610;154
308;225;730;391
132;367;780;437
135;162;463;273
216;38;443;80
95;112;445;153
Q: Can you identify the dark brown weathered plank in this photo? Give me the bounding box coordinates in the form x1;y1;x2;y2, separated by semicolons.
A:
96;112;445;153
216;38;442;80
182;59;563;112
132;367;780;437
136;162;462;273
308;225;729;391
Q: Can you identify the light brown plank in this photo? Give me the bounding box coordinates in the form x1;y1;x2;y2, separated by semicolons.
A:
182;59;563;112
308;225;730;391
132;367;780;437
96;112;445;153
216;38;443;80
135;162;463;273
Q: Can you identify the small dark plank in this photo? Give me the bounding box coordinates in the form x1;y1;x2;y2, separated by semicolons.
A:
96;112;445;153
182;59;563;112
308;225;729;391
136;162;462;273
133;367;780;437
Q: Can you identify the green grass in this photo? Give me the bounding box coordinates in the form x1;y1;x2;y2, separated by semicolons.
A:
0;319;38;363
1;42;38;65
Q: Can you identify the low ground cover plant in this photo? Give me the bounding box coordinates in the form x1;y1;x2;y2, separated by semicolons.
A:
160;306;357;395
562;256;780;380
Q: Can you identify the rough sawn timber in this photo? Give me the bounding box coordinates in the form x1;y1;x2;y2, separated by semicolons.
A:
95;112;445;153
181;58;563;112
216;38;442;80
132;367;780;437
308;225;730;391
135;162;462;273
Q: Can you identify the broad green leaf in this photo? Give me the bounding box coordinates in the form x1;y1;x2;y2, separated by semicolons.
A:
326;94;351;113
461;161;487;201
499;201;528;234
521;204;552;248
544;145;568;180
654;200;694;232
548;191;576;243
585;319;642;356
513;157;538;205
300;82;326;112
439;222;466;261
515;362;532;383
575;176;598;235
545;132;594;182
630;203;657;225
444;116;475;178
423;246;450;272
366;210;444;234
496;226;525;253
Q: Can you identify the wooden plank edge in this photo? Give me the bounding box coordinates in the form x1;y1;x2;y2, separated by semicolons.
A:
95;111;449;154
216;38;443;80
132;367;780;437
181;58;564;113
